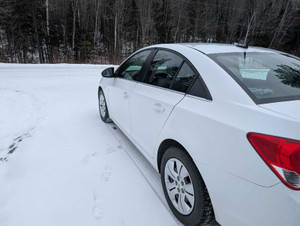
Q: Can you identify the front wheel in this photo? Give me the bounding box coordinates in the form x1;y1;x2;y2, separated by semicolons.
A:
160;147;214;225
98;90;111;123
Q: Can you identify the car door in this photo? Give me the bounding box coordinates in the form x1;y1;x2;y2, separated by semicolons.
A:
130;50;188;157
108;50;152;134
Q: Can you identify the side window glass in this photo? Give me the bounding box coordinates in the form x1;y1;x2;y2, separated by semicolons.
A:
117;50;151;81
144;50;183;89
188;77;212;100
171;62;197;92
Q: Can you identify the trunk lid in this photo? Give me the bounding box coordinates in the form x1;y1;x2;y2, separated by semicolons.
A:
260;100;300;121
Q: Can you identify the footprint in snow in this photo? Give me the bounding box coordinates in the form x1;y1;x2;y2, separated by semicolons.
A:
92;195;104;220
1;130;33;161
100;164;112;182
117;217;127;226
105;145;123;155
81;152;98;164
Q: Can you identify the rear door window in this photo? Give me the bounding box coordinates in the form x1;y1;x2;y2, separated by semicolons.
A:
144;50;183;89
171;62;197;92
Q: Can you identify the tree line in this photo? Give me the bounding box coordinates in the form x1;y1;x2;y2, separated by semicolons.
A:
0;0;299;64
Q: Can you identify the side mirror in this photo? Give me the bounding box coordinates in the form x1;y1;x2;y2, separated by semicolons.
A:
102;67;115;78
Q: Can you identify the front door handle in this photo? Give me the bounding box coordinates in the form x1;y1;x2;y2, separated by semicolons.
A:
123;91;129;99
153;103;165;113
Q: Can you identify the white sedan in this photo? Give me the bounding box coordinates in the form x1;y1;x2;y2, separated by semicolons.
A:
98;43;300;226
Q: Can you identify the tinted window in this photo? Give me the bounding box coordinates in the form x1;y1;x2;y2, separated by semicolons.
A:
117;50;151;81
211;53;300;103
188;77;212;100
171;62;197;92
144;50;183;89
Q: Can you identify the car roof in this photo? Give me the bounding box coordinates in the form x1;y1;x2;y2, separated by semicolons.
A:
148;43;275;55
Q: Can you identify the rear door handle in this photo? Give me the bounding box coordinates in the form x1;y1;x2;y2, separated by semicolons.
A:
153;103;165;113
123;91;129;99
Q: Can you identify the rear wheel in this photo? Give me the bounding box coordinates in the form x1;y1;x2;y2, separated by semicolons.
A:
161;147;214;225
98;90;111;123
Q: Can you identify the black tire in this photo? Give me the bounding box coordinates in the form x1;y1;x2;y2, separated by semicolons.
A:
160;147;214;226
98;89;111;123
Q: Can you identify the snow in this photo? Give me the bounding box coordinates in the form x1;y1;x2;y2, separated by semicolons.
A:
0;64;179;226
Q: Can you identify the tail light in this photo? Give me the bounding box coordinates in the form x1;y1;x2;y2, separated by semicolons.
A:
247;133;300;190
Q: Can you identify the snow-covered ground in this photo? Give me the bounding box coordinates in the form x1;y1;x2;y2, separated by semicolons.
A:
0;64;180;226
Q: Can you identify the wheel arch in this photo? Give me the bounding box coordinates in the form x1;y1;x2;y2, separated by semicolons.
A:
157;139;191;173
157;138;216;224
98;86;103;96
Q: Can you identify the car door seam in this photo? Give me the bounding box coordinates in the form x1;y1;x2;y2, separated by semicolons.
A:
152;95;186;156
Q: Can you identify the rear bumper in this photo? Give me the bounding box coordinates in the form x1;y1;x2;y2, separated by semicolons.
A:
196;162;300;226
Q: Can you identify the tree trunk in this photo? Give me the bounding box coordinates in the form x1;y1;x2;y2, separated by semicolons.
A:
94;0;100;44
174;0;183;42
46;0;50;36
269;0;291;48
32;4;44;63
71;0;78;49
114;15;117;53
244;11;255;44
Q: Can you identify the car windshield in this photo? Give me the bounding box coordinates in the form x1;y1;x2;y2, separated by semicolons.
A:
210;52;300;103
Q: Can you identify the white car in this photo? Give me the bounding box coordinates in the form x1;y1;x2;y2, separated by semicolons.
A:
98;43;300;226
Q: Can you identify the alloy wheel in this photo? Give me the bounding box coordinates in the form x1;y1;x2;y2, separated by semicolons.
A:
164;158;195;215
99;94;106;118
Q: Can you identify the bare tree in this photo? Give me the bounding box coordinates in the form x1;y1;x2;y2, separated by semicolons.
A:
46;0;50;36
71;0;79;49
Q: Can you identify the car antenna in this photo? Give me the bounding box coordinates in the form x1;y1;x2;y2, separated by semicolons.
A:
234;42;248;49
234;35;253;49
234;36;253;60
233;41;248;62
